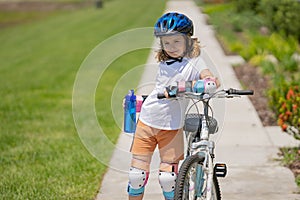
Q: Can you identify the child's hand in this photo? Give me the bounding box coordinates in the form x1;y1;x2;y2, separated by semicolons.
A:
164;85;178;98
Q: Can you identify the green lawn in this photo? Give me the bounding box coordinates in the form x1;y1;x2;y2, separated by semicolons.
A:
0;0;86;2
0;0;165;199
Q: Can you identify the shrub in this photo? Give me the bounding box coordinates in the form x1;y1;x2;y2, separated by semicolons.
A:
229;41;244;54
249;54;266;66
241;32;300;138
270;83;300;139
241;33;299;75
266;33;299;62
233;0;260;13
260;0;300;40
239;35;268;60
229;10;264;32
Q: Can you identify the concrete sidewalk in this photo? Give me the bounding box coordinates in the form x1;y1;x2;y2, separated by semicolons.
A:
96;0;300;199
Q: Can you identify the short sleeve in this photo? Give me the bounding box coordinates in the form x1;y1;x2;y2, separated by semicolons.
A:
189;56;209;80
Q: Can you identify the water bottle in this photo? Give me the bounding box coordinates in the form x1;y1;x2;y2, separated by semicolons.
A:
136;95;143;113
124;90;136;133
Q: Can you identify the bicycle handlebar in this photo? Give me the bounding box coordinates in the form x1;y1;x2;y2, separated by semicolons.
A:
157;88;254;99
226;88;254;95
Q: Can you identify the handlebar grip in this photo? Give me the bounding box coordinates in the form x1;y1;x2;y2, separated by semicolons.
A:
227;88;254;95
157;93;166;99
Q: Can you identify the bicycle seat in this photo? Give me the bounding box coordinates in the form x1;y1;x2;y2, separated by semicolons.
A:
183;113;218;134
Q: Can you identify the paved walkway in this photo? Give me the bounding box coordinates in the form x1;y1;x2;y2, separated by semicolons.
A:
96;0;300;199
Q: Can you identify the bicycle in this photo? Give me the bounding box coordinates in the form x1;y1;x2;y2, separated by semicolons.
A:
158;85;254;200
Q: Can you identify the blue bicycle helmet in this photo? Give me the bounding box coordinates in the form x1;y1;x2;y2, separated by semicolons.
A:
154;12;193;37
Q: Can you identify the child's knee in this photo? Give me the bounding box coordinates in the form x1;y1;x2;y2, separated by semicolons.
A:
127;167;149;197
158;162;179;200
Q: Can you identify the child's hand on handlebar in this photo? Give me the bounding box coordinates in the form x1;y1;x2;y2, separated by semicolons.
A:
159;77;220;99
164;85;178;98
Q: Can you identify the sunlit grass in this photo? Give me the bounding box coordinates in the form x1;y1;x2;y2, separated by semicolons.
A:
0;0;165;199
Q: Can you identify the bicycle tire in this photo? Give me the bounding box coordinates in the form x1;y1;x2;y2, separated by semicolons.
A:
175;154;221;200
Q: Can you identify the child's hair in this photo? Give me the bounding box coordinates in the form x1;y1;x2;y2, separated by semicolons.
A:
156;36;201;62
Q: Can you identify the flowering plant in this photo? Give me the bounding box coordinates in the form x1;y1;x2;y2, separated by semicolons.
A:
277;85;300;139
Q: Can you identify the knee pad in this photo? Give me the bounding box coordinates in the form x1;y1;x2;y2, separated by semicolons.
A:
158;171;177;200
127;167;149;196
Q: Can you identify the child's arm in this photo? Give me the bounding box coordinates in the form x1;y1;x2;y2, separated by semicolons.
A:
200;69;220;88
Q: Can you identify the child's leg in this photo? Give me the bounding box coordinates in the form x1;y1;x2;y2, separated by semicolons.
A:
128;194;144;200
158;163;179;200
128;121;158;199
157;129;184;200
128;155;151;199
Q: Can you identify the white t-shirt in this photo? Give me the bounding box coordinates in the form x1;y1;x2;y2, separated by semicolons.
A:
139;56;208;130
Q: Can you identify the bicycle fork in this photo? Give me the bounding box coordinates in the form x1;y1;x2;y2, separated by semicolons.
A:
193;146;227;199
194;151;214;199
199;113;214;199
206;155;214;200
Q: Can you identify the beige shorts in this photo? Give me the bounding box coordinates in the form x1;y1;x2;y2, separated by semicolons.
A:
130;120;184;171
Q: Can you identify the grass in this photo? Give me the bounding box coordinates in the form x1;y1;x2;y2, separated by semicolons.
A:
0;0;109;28
0;11;56;27
0;0;165;199
0;0;86;2
0;1;74;28
280;147;300;187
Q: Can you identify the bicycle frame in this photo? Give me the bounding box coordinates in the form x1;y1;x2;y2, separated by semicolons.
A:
185;95;216;199
159;88;253;200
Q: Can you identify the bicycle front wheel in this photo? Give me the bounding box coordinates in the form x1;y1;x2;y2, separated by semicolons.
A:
175;154;221;200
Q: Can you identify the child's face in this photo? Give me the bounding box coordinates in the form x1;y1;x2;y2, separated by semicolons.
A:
161;34;186;58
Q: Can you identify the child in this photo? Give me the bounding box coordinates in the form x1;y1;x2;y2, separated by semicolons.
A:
127;12;220;200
